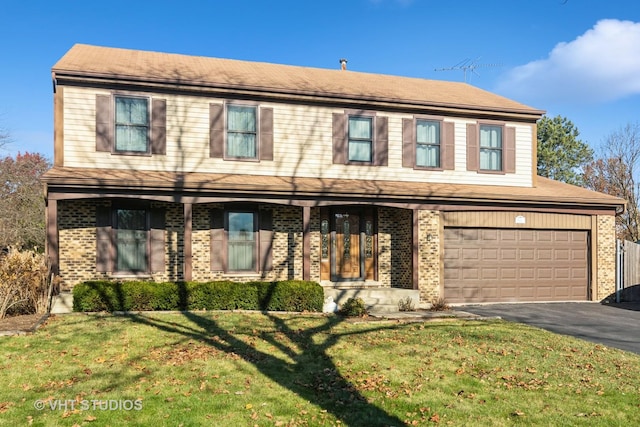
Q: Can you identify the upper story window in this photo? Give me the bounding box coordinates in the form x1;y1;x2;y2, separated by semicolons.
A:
115;96;149;153
348;116;373;162
402;117;453;170
416;120;441;168
466;122;515;174
227;105;258;159
95;94;166;155
209;103;273;161
479;125;503;171
332;111;388;166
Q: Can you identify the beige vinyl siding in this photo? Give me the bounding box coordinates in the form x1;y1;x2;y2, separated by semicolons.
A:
442;211;592;230
62;87;534;187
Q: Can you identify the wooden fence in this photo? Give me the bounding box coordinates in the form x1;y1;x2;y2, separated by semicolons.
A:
616;239;640;302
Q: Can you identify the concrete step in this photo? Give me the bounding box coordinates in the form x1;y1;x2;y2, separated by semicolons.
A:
50;292;73;314
324;288;420;313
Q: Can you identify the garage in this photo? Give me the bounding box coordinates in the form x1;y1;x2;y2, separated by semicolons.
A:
444;228;589;303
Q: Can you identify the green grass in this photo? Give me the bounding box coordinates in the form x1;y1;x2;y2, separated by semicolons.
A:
1;312;639;426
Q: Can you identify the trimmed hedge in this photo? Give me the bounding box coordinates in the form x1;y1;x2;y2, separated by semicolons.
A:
72;280;324;313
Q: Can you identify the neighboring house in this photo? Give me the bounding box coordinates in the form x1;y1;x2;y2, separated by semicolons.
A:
43;44;625;305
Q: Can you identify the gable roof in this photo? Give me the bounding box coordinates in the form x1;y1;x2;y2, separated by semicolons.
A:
52;44;544;120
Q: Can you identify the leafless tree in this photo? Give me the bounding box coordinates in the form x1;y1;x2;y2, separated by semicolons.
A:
584;123;640;241
0;152;51;251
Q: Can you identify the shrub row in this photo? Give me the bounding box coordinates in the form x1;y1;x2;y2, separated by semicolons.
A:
72;280;324;313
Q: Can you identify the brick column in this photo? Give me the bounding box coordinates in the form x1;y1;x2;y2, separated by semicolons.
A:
183;203;192;282
596;215;616;301
417;209;441;303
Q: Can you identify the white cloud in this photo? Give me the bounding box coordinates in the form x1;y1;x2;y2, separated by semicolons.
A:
496;19;640;105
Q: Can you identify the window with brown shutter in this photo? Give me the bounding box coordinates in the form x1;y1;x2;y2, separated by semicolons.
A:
466;122;516;174
210;205;273;274
94;93;166;155
402;116;454;170
96;205;165;275
209;103;273;161
332;111;388;166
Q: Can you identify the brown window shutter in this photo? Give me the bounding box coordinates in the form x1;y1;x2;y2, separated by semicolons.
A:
151;99;166;155
466;123;479;171
95;94;113;152
504;126;516;173
442;121;455;170
402;118;414;168
96;206;112;272
210;208;225;271
259;209;273;272
260;107;273;161
332;113;347;164
209;104;224;158
374;116;388;166
150;208;166;273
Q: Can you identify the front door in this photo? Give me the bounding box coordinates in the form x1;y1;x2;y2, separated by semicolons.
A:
334;212;361;279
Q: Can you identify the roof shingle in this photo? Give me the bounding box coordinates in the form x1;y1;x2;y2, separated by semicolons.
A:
52;44;544;117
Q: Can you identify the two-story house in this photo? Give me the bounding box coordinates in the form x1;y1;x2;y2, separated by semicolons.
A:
43;44;624;306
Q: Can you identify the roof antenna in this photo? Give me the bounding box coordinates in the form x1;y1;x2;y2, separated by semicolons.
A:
434;57;502;82
339;58;348;71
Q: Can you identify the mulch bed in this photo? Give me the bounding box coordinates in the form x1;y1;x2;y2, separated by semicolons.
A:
0;313;50;336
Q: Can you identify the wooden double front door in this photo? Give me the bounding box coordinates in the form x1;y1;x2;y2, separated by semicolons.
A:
320;208;376;281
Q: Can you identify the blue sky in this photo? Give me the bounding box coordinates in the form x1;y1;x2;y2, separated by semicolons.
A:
1;0;639;160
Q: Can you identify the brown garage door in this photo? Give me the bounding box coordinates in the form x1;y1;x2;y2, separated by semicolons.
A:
444;228;588;303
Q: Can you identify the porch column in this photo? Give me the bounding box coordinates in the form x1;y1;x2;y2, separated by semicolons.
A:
46;198;59;275
412;208;419;290
302;206;311;281
183;203;193;282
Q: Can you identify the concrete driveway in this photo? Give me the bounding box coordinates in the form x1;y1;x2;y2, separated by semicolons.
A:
461;302;640;355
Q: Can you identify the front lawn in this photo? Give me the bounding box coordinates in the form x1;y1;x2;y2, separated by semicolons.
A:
1;312;638;426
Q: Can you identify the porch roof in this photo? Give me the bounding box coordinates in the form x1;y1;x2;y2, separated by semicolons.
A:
42;167;625;211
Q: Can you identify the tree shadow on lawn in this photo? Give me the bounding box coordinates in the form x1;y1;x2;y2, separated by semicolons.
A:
125;311;406;426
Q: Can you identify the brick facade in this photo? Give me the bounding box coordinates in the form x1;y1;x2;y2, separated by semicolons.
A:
58;201;306;287
378;207;413;288
596;214;616;301
56;200;616;305
416;209;441;303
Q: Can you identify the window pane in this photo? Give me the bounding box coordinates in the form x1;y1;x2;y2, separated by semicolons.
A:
417;121;439;144
480;126;502;148
116;125;148;152
348;140;372;162
229;242;255;271
348;117;371;139
480;149;502;170
228;212;255;271
116;97;148;125
416;144;440;167
116;209;147;272
227;133;257;158
228;106;256;132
